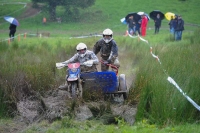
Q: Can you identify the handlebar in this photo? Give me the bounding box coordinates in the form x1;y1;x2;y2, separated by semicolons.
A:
100;60;118;75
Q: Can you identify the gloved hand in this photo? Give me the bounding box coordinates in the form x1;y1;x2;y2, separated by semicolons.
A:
83;60;93;67
107;59;112;64
56;62;66;69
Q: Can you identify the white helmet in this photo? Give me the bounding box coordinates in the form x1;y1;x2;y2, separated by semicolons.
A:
103;28;113;43
76;43;87;58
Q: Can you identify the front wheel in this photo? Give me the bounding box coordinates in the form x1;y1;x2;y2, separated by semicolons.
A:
78;79;82;98
71;82;78;99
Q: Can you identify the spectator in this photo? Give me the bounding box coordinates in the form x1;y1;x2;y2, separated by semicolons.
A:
175;15;184;41
168;16;175;34
141;13;148;36
154;14;162;34
43;17;46;25
173;15;178;40
135;19;141;35
9;23;17;41
127;15;136;35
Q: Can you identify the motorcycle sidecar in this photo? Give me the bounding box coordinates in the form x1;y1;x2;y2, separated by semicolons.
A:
80;71;128;100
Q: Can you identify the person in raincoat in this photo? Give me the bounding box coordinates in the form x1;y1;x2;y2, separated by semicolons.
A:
9;23;17;41
141;13;148;36
93;28;120;71
154;14;162;34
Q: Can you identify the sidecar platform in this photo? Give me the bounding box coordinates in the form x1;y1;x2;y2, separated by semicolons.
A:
80;71;118;93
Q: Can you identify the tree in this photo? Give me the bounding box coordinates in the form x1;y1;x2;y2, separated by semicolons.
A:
32;0;95;21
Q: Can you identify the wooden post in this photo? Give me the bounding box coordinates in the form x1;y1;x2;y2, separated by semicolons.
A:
24;33;26;39
18;34;20;41
138;35;140;42
8;38;10;45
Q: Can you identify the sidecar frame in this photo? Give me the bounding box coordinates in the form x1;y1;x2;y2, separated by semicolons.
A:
80;71;128;100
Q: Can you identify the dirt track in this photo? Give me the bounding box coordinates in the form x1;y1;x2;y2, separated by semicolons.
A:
18;3;41;20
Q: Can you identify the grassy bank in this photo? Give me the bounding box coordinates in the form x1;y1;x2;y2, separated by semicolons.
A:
0;0;200;39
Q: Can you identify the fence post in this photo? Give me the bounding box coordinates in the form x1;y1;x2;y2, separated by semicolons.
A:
8;38;10;45
138;35;140;42
18;34;20;41
24;33;27;39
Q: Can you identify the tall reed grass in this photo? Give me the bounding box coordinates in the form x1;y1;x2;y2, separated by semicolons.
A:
0;27;200;126
133;29;200;125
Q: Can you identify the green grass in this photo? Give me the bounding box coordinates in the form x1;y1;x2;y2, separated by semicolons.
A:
16;118;200;133
0;0;200;132
0;0;199;39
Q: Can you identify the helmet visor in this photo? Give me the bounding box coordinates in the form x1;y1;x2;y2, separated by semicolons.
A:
103;35;112;43
77;48;86;54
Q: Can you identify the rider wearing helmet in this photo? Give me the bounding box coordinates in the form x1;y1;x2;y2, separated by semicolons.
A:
62;42;99;72
93;28;120;71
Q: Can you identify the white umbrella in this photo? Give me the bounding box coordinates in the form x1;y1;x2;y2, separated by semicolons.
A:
137;11;144;15
120;17;127;24
137;12;150;21
4;16;19;26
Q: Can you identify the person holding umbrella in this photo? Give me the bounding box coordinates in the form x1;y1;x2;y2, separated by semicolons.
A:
149;10;164;34
135;19;141;35
154;14;162;34
9;23;17;41
127;15;136;35
4;16;19;41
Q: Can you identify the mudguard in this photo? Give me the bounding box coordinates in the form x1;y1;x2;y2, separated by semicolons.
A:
80;71;118;93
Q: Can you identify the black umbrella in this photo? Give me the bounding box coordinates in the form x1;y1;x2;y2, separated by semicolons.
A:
125;12;141;23
149;10;164;20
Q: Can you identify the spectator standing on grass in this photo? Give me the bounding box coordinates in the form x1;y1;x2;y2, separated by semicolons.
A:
154;14;162;34
43;17;46;25
168;16;175;34
127;15;136;35
175;15;184;41
141;13;148;36
173;15;178;40
135;19;141;35
9;23;17;41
